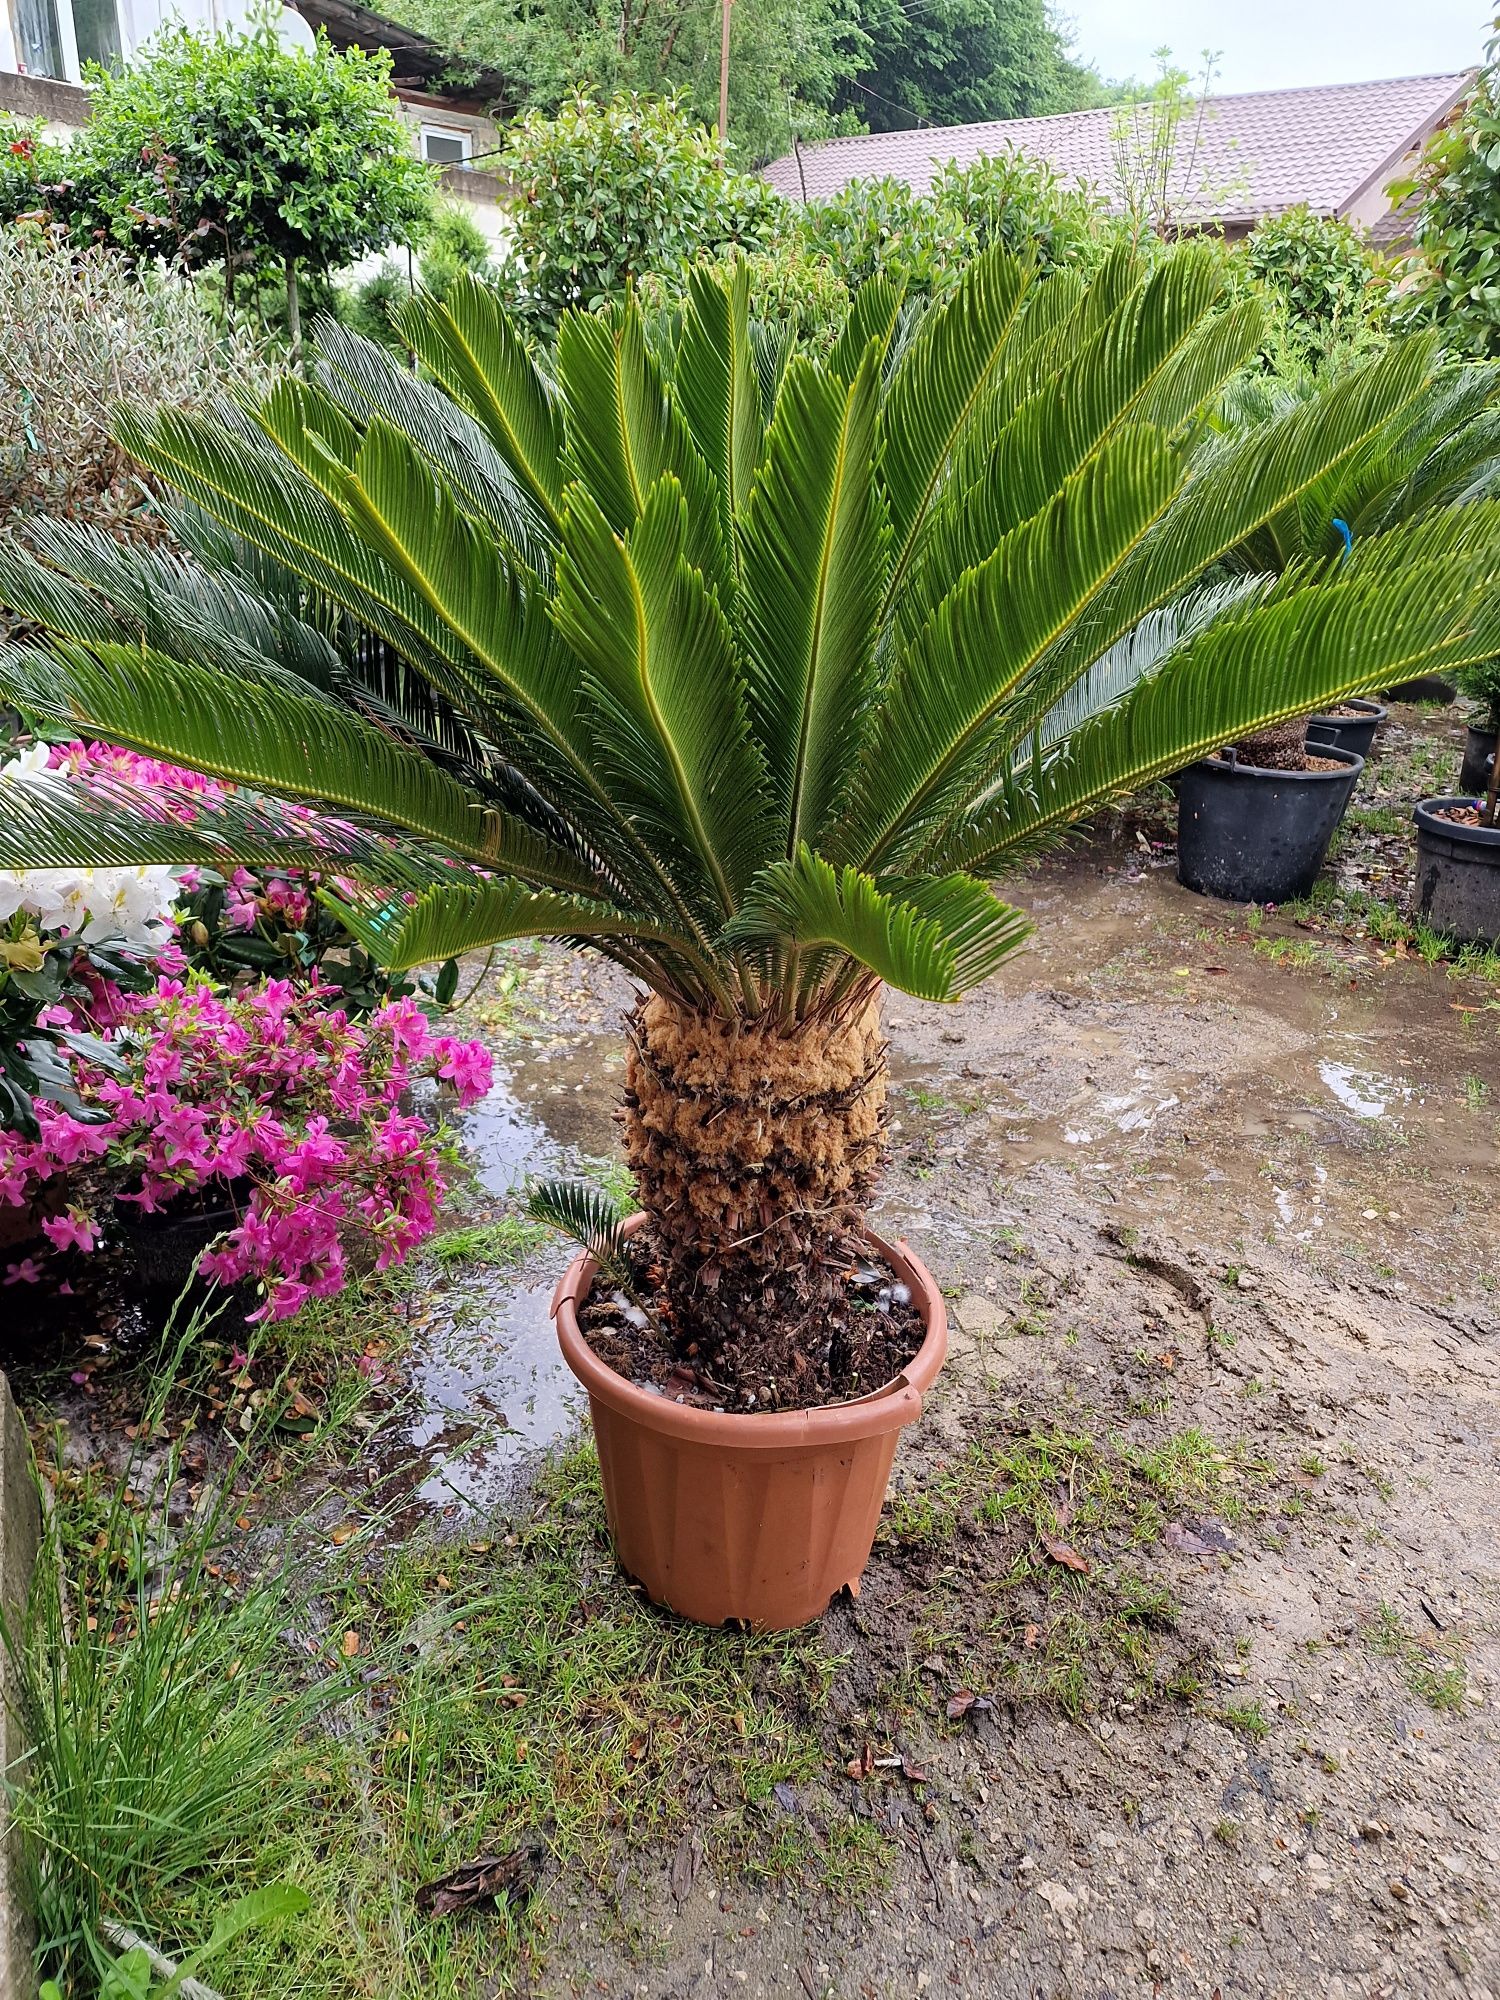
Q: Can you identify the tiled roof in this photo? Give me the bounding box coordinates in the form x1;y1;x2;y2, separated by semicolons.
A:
763;72;1471;227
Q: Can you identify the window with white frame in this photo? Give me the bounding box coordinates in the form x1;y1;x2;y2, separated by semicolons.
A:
419;122;471;167
10;0;120;80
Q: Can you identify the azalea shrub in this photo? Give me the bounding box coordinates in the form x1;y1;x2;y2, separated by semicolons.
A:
0;978;491;1318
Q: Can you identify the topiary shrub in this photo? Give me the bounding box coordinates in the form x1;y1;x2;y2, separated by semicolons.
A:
929;152;1113;274
1244;204;1386;367
499;90;781;327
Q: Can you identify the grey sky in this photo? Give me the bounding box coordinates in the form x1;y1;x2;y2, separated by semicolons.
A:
1061;0;1488;92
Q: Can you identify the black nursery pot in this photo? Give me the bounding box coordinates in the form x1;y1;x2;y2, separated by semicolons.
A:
115;1185;248;1297
1413;798;1500;947
1305;697;1388;761
1459;727;1497;797
1176;745;1364;905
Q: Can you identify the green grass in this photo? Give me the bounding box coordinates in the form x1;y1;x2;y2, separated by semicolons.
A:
881;1419;1282;1721
14;1389;868;2000
428;1215;550;1270
1364;1603;1469;1715
1273;881;1500;984
1219;1699;1270;1740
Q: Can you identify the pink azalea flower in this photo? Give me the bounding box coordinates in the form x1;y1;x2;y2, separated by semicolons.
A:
42;1210;98;1254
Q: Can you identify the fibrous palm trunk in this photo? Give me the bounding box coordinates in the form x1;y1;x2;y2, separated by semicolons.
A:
622;993;888;1409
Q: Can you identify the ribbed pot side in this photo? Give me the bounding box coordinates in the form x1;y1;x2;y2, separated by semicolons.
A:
552;1229;948;1630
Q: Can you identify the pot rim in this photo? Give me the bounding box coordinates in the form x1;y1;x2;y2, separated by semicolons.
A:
1186;743;1364;783
1305;696;1388;724
1413;796;1500;850
552;1218;948;1447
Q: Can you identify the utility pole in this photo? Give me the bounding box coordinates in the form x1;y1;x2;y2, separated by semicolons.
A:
717;0;733;157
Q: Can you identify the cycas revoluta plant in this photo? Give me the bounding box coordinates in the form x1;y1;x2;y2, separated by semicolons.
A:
1207;353;1500;768
4;247;1500;1404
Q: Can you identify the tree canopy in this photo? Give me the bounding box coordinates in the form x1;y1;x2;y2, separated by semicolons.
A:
839;0;1109;133
398;0;1109;164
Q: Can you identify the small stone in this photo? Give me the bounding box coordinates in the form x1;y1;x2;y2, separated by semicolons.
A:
1018;1853;1037;1876
1236;1271;1257;1291
1304;1851;1335;1892
1035;1881;1079;1921
1133;1906;1156;1934
1362;1209;1379;1220
1388;1880;1411;1901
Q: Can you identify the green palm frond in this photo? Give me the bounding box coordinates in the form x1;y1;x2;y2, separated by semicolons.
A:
0;522;341;688
393;276;565;532
728;847;1030;1003
322;877;668;976
946;546;1500;872
828;275;905;384
0;640;524;867
312;314;556;574
555;302;728;596
525;1179;632;1282
878;246;1033;600
553;477;768;919
673;261;764;562
7;249;1500;1019
739;346;888;859
845;424;1183;869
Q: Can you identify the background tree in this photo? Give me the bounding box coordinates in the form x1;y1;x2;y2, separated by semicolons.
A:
839;0;1108;131
399;0;868;164
1391;22;1500;359
63;21;433;351
1243;205;1386;371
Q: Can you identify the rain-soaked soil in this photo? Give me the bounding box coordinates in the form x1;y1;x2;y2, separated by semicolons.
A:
10;703;1500;1997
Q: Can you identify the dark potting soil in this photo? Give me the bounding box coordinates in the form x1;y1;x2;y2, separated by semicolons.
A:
1216;747;1348;774
577;1236;924;1416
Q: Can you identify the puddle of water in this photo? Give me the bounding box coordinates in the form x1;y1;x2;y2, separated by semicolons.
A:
405;1279;581;1512
397;1032;630;1514
461;1035;623;1196
1317;1059;1410;1121
464;1073;564;1195
897;864;1499;1272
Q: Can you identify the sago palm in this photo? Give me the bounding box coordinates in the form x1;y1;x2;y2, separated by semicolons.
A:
1209;353;1500;766
3;245;1500;1405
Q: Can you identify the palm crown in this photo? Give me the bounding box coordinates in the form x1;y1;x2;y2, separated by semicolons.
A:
3;246;1500;1027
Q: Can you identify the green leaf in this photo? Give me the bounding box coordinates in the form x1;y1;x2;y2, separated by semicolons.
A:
322;877;659;973
394;276;565;531
739;347;888;859
673;259;764;563
878;246;1032;596
525;1177;631;1281
553;477;769;918
555;300;728;596
728;846;1031;1002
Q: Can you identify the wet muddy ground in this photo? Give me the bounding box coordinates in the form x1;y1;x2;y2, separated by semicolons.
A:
393;704;1499;1999
10;702;1500;1997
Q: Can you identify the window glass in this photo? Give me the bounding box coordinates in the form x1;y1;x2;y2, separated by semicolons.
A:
12;0;66;78
422;129;468;166
71;0;122;69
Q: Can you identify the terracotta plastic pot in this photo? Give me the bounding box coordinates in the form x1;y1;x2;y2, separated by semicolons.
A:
551;1223;947;1631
